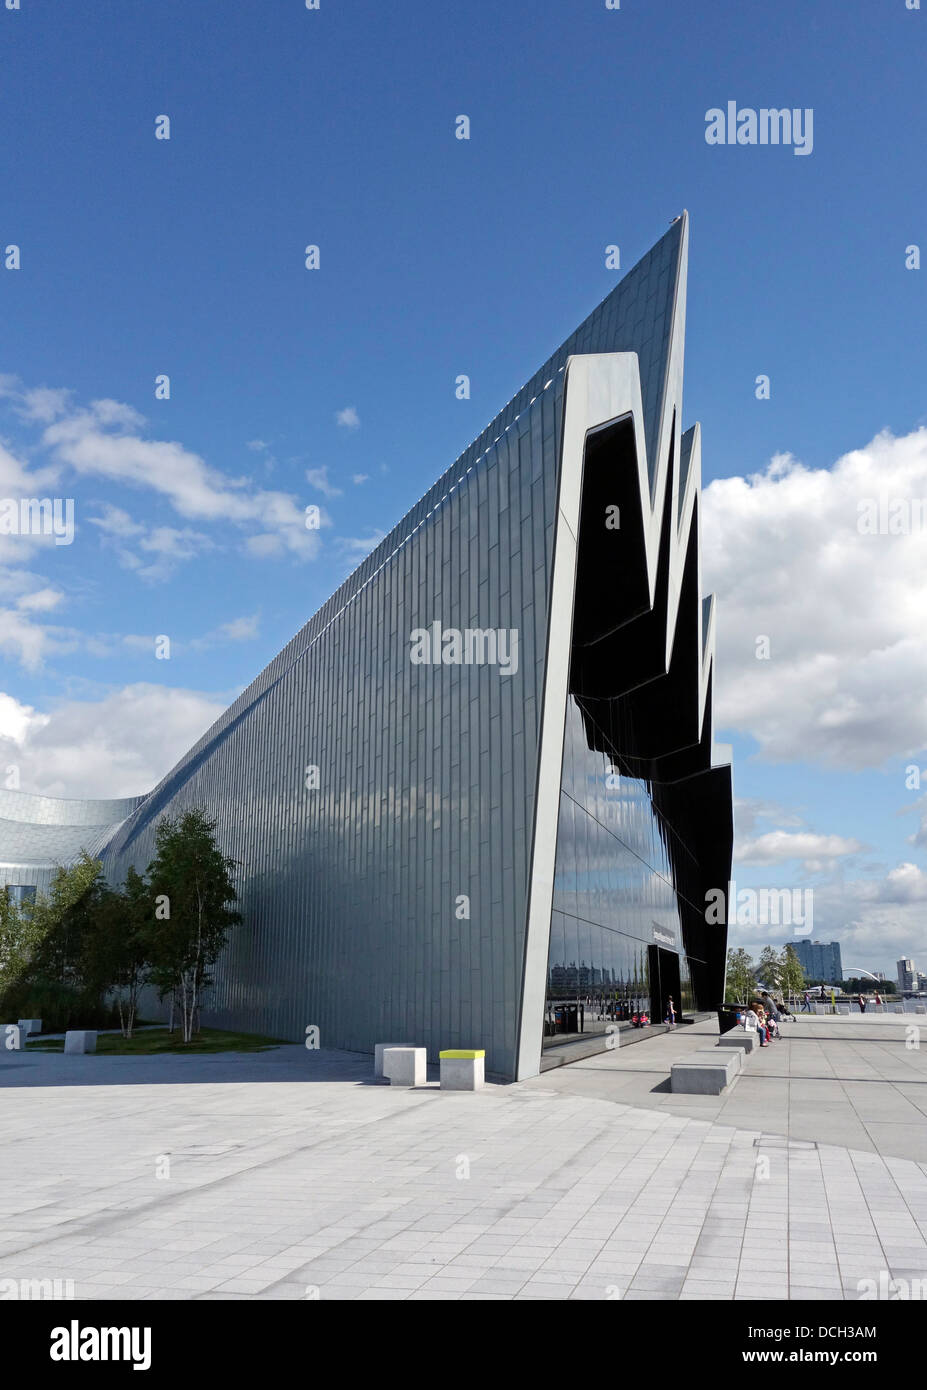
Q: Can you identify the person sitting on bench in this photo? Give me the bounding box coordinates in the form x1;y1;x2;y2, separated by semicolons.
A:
743;1006;768;1046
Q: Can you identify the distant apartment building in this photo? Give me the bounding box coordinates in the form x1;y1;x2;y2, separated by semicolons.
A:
897;958;918;992
794;940;843;984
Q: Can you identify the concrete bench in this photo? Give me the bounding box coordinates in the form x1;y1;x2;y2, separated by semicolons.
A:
2;1023;22;1051
717;1031;758;1054
64;1031;97;1055
837;1005;851;1014
671;1048;741;1095
17;1018;41;1037
439;1049;485;1090
382;1046;426;1087
374;1042;410;1079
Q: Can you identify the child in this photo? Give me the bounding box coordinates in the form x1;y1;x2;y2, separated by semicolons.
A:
743;1006;768;1046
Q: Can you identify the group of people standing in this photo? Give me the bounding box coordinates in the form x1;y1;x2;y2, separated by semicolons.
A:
799;986;883;1012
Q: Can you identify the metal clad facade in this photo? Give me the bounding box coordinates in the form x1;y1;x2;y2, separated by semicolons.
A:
98;224;689;1078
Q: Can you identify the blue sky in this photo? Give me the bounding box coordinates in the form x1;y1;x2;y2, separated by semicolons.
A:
1;0;926;977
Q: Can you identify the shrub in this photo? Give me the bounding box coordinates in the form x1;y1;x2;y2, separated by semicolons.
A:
0;979;121;1034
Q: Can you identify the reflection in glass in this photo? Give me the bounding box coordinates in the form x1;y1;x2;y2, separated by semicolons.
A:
543;698;701;1049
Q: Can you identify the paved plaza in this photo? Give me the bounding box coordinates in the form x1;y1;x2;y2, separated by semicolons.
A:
1;1016;926;1301
534;1014;927;1162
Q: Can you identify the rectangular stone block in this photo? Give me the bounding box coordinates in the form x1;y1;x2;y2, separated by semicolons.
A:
671;1048;740;1095
17;1018;41;1037
383;1046;426;1086
439;1050;485;1090
374;1042;409;1078
64;1030;97;1054
717;1031;758;1053
689;1047;741;1073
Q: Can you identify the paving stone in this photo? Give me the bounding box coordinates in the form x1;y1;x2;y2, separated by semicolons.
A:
3;1022;926;1304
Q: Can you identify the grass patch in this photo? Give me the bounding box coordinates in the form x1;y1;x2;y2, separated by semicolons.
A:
26;1026;287;1055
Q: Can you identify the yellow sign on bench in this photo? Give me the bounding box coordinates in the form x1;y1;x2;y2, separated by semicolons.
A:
439;1049;485;1059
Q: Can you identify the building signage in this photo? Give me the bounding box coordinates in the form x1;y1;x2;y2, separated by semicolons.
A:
652;923;677;950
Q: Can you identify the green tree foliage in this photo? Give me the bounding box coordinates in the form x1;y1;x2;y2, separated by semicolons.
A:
146;809;241;1043
0;814;242;1038
779;944;805;1003
757;945;782;991
0;854;118;1031
83;867;153;1039
26;853;109;989
0;887;37;992
725;947;755;1003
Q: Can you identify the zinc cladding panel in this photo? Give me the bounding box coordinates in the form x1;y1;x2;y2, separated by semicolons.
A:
104;219;682;841
102;224;683;1078
101;386;557;1077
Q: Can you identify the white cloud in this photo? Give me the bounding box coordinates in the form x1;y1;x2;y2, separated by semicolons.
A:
735;797;806;837
726;858;927;977
335;406;360;431
704;426;927;768
88;505;212;582
306;466;343;499
244;533;284;558
0;606;69;671
88;504;144;538
336;531;386;565
120;614;259;655
736;830;864;867
352;474;369;486
20;394;319;560
856;861;927;904
0;683;227;799
0;375;72;424
0;439;63;568
18;386;73;424
0;690;46;745
217;614;259;642
16;587;64;613
137;526;214;582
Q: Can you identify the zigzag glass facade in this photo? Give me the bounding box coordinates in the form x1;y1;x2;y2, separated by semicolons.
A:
544;698;698;1048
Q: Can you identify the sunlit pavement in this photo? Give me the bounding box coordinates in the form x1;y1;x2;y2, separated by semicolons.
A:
529;1015;927;1163
1;1022;925;1301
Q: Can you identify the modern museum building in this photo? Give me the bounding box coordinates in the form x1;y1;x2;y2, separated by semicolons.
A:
0;213;732;1081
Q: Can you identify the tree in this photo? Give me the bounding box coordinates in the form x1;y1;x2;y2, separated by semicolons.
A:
0;887;37;993
779;944;805;1004
26;853;108;989
725;947;755;1003
83;868;152;1039
0;854;118;1032
757;945;782;991
146;809;241;1043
